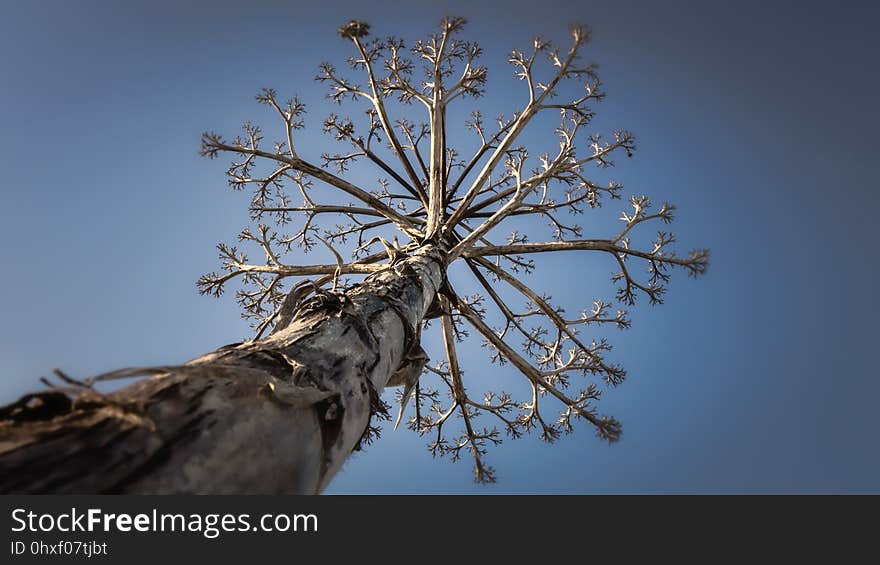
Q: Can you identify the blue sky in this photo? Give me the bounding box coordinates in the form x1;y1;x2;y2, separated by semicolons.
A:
1;0;877;493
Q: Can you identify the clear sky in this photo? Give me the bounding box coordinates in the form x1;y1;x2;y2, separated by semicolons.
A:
1;0;877;493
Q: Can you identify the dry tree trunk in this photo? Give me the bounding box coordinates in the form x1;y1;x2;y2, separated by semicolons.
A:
0;245;444;494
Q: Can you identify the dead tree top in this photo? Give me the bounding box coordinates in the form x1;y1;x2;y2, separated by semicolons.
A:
162;17;707;483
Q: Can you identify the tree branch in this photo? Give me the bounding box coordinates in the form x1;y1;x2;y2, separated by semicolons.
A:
440;299;496;483
446;27;591;227
454;292;621;442
464;240;708;271
200;136;421;238
348;33;428;204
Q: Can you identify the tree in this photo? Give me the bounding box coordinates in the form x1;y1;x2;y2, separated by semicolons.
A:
0;17;708;493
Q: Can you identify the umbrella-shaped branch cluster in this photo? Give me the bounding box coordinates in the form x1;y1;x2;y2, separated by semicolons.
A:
199;17;709;482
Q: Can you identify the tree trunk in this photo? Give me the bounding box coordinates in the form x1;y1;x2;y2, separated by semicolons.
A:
0;245;444;494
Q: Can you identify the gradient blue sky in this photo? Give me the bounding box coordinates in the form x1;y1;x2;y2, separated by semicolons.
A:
1;0;877;493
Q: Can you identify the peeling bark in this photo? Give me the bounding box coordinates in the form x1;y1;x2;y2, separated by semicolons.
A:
0;245;444;494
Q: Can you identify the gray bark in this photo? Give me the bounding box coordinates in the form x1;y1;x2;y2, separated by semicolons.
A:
0;245;444;494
